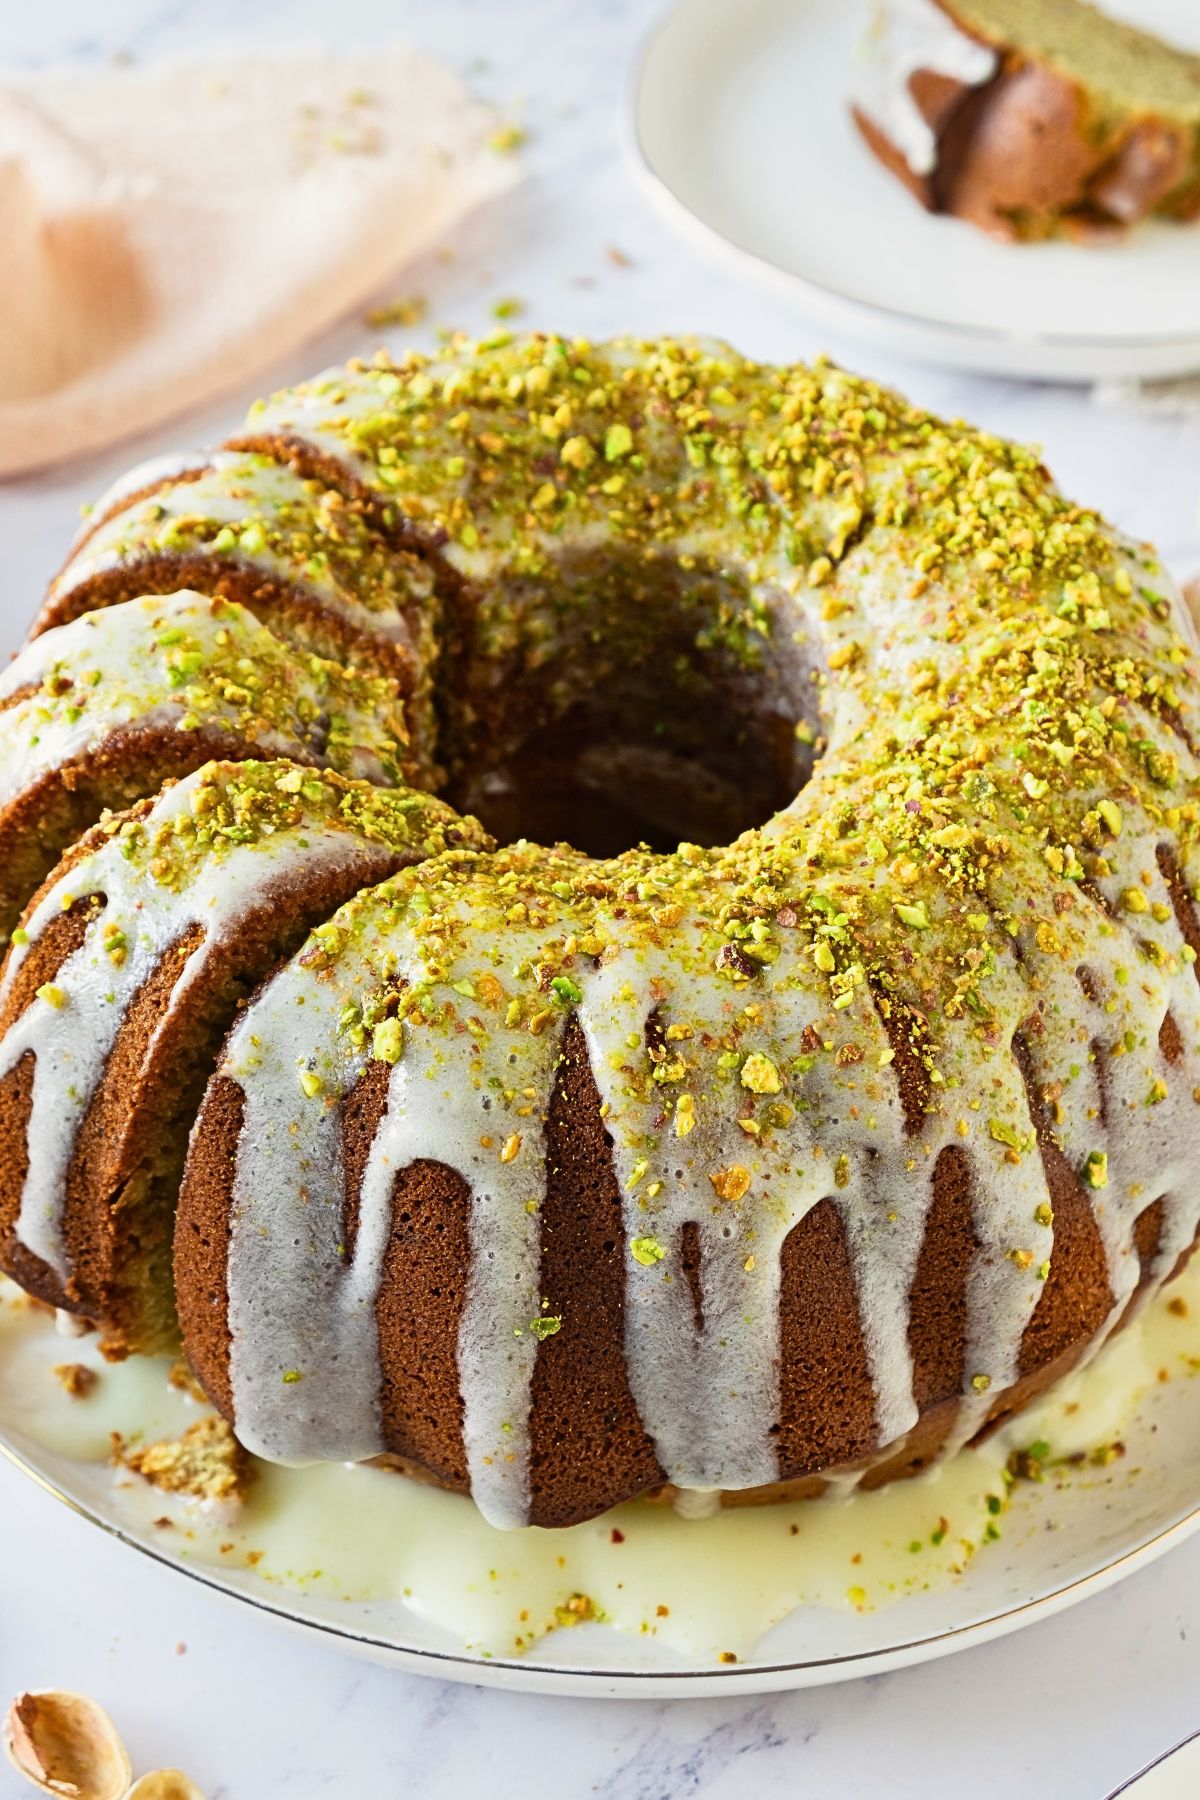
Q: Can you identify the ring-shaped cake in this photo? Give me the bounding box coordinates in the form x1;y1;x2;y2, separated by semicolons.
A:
0;335;1196;1530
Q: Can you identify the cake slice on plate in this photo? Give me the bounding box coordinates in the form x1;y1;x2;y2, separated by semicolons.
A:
852;0;1200;239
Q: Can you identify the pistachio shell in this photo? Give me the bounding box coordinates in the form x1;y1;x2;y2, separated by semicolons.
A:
3;1691;132;1800
1184;577;1200;631
128;1774;206;1800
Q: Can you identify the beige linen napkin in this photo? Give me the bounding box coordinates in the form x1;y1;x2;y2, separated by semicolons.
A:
0;49;517;478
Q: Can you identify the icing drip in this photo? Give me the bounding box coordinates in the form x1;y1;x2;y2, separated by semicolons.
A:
852;0;998;177
220;858;826;1510
578;933;827;1493
364;1053;549;1528
224;998;382;1460
222;870;563;1522
0;762;439;1278
0;590;409;801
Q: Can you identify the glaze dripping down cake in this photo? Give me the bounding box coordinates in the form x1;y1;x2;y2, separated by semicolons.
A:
852;0;1200;240
0;334;1197;1529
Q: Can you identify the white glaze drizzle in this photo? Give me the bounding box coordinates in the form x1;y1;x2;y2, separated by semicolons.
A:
222;979;381;1460
365;1045;548;1526
222;872;561;1525
217;763;1200;1529
852;0;998;178
66;451;208;555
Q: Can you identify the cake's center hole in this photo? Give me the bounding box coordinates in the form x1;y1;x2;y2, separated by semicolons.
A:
440;556;819;857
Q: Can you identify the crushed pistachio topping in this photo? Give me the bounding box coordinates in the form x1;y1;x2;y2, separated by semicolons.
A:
365;295;427;330
78;454;431;627
371;1016;404;1064
740;1052;782;1095
1082;1150;1109;1189
711;1165;752;1202
238;342;1200;1096
88;758;476;898
487;123;525;153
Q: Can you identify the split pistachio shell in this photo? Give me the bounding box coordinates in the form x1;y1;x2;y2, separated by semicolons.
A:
3;1691;132;1800
1184;576;1200;631
128;1774;206;1800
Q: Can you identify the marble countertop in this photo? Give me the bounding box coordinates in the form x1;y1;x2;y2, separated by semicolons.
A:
1;2;1198;1795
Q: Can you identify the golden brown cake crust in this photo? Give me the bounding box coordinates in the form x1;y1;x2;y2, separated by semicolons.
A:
0;847;404;1352
34;556;411;689
0;721;308;941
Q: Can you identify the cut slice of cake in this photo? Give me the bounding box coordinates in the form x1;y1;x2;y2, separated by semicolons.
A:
0;591;415;938
852;0;1200;239
0;760;484;1355
40;453;442;773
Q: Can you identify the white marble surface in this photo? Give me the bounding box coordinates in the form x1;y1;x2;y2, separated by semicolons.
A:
1;2;1198;1795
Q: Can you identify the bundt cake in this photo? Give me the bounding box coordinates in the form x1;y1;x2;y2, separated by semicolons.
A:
2;333;1199;1533
852;0;1200;240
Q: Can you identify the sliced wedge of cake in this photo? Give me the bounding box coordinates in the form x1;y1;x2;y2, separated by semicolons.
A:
0;760;482;1356
853;0;1200;239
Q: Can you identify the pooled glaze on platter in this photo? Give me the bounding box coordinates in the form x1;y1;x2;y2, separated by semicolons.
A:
1;1264;1196;1662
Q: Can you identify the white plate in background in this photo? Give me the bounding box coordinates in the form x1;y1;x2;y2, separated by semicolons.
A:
627;0;1200;381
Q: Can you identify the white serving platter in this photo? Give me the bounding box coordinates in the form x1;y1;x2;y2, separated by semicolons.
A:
2;1308;1198;1698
